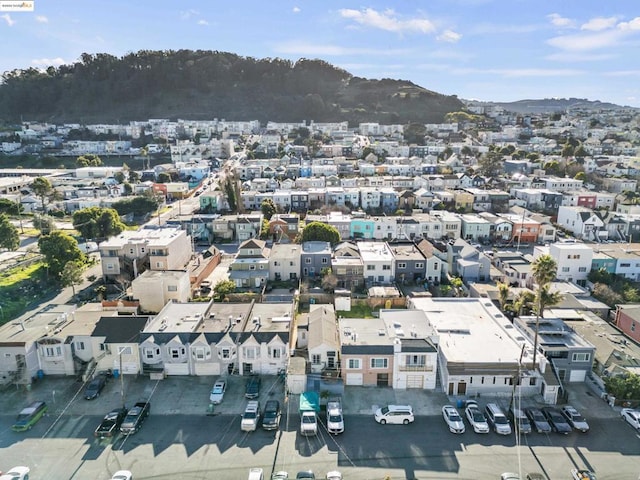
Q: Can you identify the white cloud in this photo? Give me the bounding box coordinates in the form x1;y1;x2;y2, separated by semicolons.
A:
603;70;640;77
451;67;583;77
35;15;48;23
618;17;640;32
549;16;640;52
339;8;436;34
545;52;616;62
581;16;618;31
198;19;209;26
274;41;409;56
1;14;15;26
437;30;461;43
547;13;575;29
31;57;67;68
180;9;199;20
292;6;300;13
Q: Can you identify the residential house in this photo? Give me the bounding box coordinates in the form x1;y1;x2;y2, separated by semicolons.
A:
268;214;299;242
536;242;594;287
307;304;340;374
613;305;640;344
557;206;606;241
501;213;541;245
91;314;149;376
332;242;364;290
131;270;191;313
514;316;595;384
358;241;396;284
460;214;491;243
268;244;301;282
477;212;513;242
234;213;263;241
300;241;332;278
229;239;270;288
389;241;427;283
415;239;443;283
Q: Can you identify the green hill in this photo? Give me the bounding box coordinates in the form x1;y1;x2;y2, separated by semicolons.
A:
0;50;464;125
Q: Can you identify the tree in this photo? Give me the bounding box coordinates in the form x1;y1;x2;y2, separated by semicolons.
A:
214;279;236;299
30;176;54;212
592;283;624;306
157;172;171;183
32;214;56;235
497;281;510;312
321;272;338;293
0;198;23;215
574;171;587;181
60;260;84;296
561;143;575;158
260;198;277;221
76;154;103;167
477;151;503;178
259;219;270;240
128;170;140;183
574;144;589;157
513;290;535;317
113;171;126;184
72;207;125;240
531;254;561;370
112;196;159;217
0;213;19;251
38;231;85;278
300;222;340;245
604;373;640;402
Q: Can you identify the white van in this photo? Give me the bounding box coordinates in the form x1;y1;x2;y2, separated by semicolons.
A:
374;405;414;425
485;403;512;435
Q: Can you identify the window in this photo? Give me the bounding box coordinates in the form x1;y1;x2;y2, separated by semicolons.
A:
44;346;62;357
578;267;587;272
167;285;177;292
572;352;591;362
144;347;159;359
367;265;375;271
632;322;636;332
75;341;85;351
348;358;361;369
221;348;231;359
249;265;256;270
370;358;388;369
169;347;185;359
311;354;322;364
562;267;570;272
382;265;391;270
244;347;258;359
322;257;328;264
305;258;312;264
156;262;163;268
620;263;631;268
416;262;425;269
270;347;282;358
398;263;406;269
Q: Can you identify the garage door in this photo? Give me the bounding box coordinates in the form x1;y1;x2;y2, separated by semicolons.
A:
569;369;586;382
406;375;424;389
346;373;363;385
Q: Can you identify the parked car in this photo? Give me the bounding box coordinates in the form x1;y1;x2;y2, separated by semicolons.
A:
84;374;108;400
209;379;226;404
245;376;261;399
485;403;512;435
248;468;264;480
524;407;552;434
241;400;261;432
508;406;532;434
262;400;281;431
541;407;572;434
0;466;30;480
295;472;315;480
621;408;640;430
561;405;590;432
465;401;489;434
271;472;289;480
111;471;133;480
120;401;150;435
12;401;47;432
326;398;344;435
442;405;465;434
326;472;342;480
95;407;128;439
374;405;414;425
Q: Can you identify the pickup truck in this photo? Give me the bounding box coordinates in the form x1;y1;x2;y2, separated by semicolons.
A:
299;391;319;436
95;407;128;439
326;397;344;435
120;401;150;435
245;376;261;399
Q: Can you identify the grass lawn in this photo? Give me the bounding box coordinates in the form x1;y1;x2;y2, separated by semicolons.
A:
0;262;58;324
337;303;375;318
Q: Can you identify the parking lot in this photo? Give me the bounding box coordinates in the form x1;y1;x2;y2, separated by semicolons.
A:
0;375;639;479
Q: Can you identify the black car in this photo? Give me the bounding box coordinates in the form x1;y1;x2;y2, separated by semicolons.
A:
261;400;281;431
120;401;150;435
84;374;107;400
541;407;572;434
296;471;315;480
245;376;261;399
94;407;128;439
524;407;552;434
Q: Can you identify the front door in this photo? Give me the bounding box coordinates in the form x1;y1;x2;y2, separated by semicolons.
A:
457;381;467;395
377;373;389;387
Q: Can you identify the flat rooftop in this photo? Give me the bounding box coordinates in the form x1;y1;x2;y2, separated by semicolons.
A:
147;302;210;333
409;297;531;365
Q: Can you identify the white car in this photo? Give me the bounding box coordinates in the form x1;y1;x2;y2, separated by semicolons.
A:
561;405;589;432
111;471;133;480
0;466;30;480
621;408;640;430
465;403;490;433
209;379;226;404
442;405;465;434
326;472;342;480
241;401;261;432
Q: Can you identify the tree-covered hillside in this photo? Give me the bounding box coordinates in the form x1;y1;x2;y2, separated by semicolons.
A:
0;50;464;125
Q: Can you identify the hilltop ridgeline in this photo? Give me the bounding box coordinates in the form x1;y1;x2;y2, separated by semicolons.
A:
0;50;464;125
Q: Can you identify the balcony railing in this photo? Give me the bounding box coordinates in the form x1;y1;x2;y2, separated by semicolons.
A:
399;364;433;372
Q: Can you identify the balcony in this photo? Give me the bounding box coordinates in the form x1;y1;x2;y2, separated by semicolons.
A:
399;364;433;372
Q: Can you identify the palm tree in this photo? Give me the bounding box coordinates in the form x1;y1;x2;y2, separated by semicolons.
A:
513;290;535;316
531;254;561;370
497;281;510;312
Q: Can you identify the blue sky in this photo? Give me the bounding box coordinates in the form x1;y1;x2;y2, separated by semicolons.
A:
2;1;640;107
